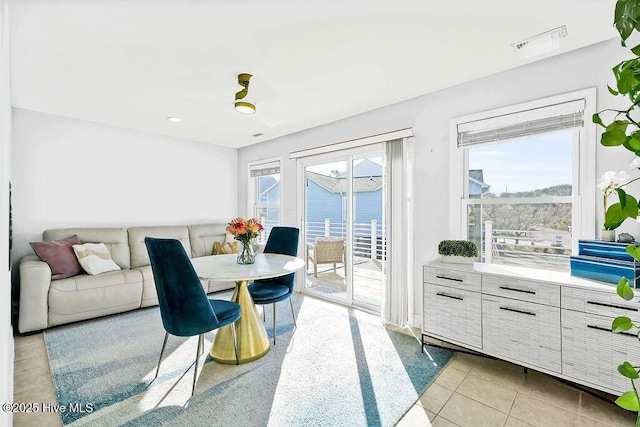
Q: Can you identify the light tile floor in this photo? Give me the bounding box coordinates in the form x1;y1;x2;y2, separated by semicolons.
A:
12;329;639;427
396;345;638;427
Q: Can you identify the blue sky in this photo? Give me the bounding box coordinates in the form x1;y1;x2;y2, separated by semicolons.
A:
307;158;382;176
468;131;573;195
303;138;572;197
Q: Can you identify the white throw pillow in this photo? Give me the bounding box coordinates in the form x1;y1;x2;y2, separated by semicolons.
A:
72;243;121;275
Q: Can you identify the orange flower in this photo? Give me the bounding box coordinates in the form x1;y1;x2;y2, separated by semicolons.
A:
226;217;263;243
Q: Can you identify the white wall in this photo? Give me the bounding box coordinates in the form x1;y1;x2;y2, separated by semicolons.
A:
238;38;635;326
1;0;13;424
11;108;239;266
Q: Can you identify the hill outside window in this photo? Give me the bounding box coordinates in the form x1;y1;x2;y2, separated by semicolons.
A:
449;89;596;271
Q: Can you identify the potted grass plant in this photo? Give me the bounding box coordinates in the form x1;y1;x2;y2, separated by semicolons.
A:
438;240;478;264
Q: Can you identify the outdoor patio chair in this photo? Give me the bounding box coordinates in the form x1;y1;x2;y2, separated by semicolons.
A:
306;237;346;277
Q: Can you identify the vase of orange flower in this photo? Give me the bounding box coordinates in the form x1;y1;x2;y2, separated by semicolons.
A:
226;217;263;264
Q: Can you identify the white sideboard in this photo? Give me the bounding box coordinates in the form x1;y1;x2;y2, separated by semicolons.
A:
423;261;640;396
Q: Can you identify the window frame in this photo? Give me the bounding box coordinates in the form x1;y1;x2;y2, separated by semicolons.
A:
247;157;282;243
449;89;596;260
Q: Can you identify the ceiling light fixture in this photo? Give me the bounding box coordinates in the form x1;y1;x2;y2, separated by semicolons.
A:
512;25;567;60
234;73;256;114
167;116;182;123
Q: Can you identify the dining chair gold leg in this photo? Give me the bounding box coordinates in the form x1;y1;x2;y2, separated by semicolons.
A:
231;321;239;365
273;303;277;345
289;298;297;327
155;332;169;379
192;334;203;396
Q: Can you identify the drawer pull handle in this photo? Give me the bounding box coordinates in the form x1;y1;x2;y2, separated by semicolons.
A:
587;301;638;312
587;324;637;338
436;292;463;301
436;275;463;283
500;306;536;316
499;286;536;295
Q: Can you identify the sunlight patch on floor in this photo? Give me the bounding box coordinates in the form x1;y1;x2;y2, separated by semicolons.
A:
358;317;421;410
266;297;368;426
136;335;208;410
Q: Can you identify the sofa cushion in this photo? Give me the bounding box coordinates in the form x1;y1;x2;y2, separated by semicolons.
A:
128;226;191;268
30;235;83;280
48;269;143;327
188;223;228;257
43;228;131;269
73;243;122;275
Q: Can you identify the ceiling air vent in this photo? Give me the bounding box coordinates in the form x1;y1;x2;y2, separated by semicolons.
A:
512;26;567;60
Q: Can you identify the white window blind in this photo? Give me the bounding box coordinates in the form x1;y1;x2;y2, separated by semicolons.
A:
457;99;585;147
249;160;280;177
289;128;413;159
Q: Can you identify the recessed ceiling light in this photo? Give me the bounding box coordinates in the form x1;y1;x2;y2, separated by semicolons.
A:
167;117;182;123
512;26;567;60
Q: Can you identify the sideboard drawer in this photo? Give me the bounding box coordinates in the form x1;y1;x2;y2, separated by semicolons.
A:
482;295;561;373
562;309;640;394
482;275;560;307
562;286;640;320
424;266;481;293
424;282;482;349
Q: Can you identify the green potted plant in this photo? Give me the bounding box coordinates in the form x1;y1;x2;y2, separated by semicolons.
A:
438;240;478;264
593;1;640;423
598;170;640;241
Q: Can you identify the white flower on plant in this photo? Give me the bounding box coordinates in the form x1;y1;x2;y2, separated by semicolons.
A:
598;170;631;196
630;156;640;169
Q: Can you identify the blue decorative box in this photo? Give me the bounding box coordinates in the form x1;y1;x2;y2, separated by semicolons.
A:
570;256;640;288
578;239;637;262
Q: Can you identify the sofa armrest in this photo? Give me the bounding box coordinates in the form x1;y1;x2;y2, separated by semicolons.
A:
18;255;51;333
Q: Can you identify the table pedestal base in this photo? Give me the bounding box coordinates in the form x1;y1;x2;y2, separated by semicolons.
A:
210;279;270;364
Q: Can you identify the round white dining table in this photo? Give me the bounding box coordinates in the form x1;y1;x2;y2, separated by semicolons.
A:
190;253;305;364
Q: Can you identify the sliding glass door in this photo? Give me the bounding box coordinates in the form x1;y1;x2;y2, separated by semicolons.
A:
300;145;385;312
350;153;385;308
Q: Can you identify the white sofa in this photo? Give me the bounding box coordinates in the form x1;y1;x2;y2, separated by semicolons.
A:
18;223;236;333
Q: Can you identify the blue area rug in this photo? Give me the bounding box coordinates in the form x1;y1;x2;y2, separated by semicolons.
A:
44;294;452;426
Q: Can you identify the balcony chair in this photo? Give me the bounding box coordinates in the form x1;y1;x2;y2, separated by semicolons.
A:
306;237;346;277
145;237;241;396
248;226;300;345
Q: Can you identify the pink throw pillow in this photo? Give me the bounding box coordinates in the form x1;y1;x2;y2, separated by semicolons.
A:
30;235;83;280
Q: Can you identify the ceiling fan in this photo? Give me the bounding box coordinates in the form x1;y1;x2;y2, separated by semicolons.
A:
184;73;284;128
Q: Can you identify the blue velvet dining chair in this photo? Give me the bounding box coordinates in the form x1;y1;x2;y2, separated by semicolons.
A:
145;237;241;396
248;226;299;345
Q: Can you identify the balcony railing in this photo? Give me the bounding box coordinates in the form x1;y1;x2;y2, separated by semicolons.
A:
480;221;571;270
306;219;386;260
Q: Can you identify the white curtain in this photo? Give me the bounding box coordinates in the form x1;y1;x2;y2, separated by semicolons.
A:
382;138;413;325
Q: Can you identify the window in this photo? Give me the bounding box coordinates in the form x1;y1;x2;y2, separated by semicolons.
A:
249;160;281;243
450;89;596;271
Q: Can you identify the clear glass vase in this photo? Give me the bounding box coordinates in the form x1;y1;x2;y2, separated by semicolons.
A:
237;241;256;264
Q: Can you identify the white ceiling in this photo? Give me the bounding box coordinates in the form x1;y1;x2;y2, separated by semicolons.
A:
9;0;618;149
